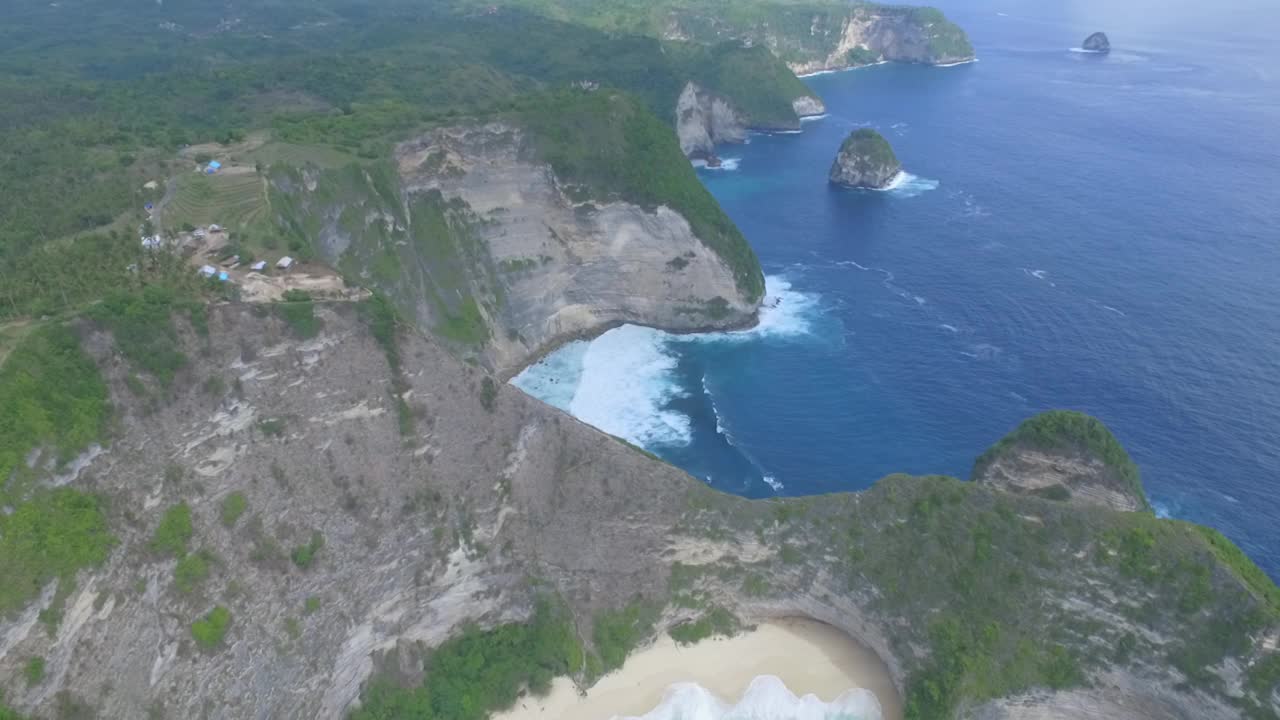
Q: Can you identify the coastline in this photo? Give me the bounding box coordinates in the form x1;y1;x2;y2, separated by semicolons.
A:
491;618;902;720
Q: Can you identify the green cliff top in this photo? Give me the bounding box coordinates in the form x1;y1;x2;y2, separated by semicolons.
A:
839;128;900;167
973;410;1148;509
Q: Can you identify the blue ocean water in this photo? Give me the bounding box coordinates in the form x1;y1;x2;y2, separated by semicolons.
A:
515;0;1280;579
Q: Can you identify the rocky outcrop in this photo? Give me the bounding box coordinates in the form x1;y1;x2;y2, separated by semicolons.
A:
792;95;827;118
676;82;825;157
676;82;749;157
829;128;901;189
1083;31;1111;52
972;410;1149;512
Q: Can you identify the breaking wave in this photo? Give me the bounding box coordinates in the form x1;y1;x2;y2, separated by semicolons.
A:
874;172;940;198
618;675;882;720
510;276;819;452
693;158;742;171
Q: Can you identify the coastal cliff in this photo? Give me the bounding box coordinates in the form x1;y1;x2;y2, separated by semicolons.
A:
829;128;902;189
673;42;827;157
663;2;976;75
0;305;1275;719
972;410;1149;512
270;92;763;376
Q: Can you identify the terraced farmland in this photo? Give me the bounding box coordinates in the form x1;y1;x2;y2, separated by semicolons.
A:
161;169;270;236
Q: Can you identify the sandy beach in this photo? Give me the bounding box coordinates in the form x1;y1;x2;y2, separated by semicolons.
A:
491;617;902;720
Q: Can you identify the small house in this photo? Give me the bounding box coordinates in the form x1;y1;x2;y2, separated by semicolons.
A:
198;265;217;278
209;224;222;233
207;161;222;172
141;236;164;250
194;229;207;239
249;260;267;272
276;256;295;271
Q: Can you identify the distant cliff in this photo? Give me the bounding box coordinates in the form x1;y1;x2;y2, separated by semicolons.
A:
269;91;763;376
662;2;976;74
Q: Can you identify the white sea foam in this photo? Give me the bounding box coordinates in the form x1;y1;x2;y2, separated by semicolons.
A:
935;58;979;67
799;114;829;123
693;158;742;171
512;277;817;452
619;675;882;720
763;476;784;492
940;324;959;333
567;324;693;448
1068;47;1106;54
874;172;940;198
509;340;590;413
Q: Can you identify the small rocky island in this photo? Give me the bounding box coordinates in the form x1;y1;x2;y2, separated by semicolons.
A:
829;128;902;189
1082;31;1111;52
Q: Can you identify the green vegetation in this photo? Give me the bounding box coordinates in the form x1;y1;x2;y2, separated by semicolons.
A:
479;378;498;413
839;128;900;169
722;472;1280;720
846;46;882;66
0;324;108;490
973;411;1148;509
220;492;248;528
258;418;287;438
277;290;320;339
24;657;45;686
521;90;764;301
668;606;738;645
0;489;114;615
86;287;193;387
151;503;193;557
173;550;214;595
190;606;232;650
290;531;325;570
592;600;658;672
352;598;583;720
304;596;322;615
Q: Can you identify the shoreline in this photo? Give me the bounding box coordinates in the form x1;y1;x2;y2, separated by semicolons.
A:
491;618;902;720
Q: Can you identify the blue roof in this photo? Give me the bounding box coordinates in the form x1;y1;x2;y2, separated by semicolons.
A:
208;160;222;169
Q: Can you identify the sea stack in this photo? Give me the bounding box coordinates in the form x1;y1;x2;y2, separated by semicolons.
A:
1082;32;1111;52
829;128;901;189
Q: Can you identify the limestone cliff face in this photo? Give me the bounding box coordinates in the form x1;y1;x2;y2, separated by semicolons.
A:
271;121;757;377
665;5;975;75
676;82;826;157
782;7;975;75
676;82;749;157
971;411;1150;512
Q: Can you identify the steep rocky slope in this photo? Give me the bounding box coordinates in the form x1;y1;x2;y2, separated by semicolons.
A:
0;301;1275;719
268;93;763;376
972;411;1149;512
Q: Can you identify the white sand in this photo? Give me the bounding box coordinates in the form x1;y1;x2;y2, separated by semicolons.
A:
491;618;902;720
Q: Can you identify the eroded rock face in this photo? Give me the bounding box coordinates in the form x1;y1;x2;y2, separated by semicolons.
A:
828;128;901;189
792;95;828;118
753;7;974;75
675;82;750;158
1083;31;1111;52
393;123;756;375
972;446;1146;512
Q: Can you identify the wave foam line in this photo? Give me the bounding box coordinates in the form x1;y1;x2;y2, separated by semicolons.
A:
619;675;882;720
872;172;940;198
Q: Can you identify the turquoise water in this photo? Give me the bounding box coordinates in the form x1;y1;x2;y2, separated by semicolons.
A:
515;0;1280;580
